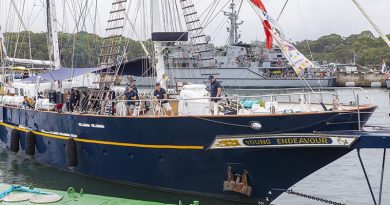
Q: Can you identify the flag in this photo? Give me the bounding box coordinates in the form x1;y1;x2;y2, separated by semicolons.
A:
250;0;273;49
251;0;267;12
250;0;314;76
272;33;315;76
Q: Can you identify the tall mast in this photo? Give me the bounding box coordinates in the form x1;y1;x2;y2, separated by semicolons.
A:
224;0;243;45
151;0;162;33
351;0;390;48
0;30;7;58
46;0;61;69
0;30;5;87
151;0;167;89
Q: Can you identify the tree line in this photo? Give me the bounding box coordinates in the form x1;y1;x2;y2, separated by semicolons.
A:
2;30;390;68
2;31;151;68
294;31;390;66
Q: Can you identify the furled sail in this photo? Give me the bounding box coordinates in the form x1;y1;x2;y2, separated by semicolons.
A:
249;0;314;76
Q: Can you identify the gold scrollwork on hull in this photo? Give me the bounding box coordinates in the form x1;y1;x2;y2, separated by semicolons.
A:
215;139;240;147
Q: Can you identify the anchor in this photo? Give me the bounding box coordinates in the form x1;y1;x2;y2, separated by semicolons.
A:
223;166;253;197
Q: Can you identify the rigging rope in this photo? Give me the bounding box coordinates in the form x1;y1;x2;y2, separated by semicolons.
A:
248;3;325;105
296;0;314;62
276;0;289;21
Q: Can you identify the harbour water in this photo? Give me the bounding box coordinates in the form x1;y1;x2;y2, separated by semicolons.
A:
0;88;389;205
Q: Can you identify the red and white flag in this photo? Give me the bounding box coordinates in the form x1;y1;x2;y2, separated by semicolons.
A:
249;0;315;76
250;0;273;49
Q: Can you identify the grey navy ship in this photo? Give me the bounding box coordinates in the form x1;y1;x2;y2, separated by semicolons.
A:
133;0;335;88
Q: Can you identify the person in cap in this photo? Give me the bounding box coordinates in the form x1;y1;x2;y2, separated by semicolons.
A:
130;78;140;112
153;82;173;116
130;78;139;99
125;86;138;116
208;75;222;115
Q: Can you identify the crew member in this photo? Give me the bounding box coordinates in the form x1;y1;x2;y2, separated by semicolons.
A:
66;89;76;112
208;75;222;115
125;86;138;116
23;96;32;109
130;78;139;98
153;82;173;116
130;78;140;108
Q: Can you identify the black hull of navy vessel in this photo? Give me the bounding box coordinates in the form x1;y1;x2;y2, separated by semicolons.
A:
0;105;376;204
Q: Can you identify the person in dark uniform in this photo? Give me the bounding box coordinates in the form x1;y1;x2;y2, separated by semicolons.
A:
208;75;222;115
125;86;138;116
69;89;77;112
130;78;139;98
74;90;81;109
153;82;173;116
130;78;140;108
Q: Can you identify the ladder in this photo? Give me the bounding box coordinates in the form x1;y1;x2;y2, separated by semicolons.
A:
87;0;128;114
179;0;215;69
98;0;127;69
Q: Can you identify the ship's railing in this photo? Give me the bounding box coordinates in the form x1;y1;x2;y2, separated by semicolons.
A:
234;87;374;106
91;90;369;116
0;89;373;117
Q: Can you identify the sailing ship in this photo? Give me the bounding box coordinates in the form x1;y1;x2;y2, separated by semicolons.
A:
0;0;388;204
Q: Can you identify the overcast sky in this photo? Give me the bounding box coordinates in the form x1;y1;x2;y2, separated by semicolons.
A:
0;0;389;45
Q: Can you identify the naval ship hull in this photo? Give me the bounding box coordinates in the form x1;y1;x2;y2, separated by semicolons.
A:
134;68;336;88
0;105;375;204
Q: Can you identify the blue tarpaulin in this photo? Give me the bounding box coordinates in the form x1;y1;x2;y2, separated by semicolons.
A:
21;67;102;82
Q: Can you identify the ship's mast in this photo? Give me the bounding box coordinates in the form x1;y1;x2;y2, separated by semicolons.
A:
151;0;167;89
351;0;390;48
0;30;4;88
224;0;243;45
0;30;7;58
46;0;61;69
0;30;4;77
2;2;54;67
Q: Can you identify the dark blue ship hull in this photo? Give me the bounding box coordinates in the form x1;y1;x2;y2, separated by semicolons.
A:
0;105;376;204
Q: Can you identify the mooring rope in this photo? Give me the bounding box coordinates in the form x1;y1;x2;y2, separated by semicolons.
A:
0;185;51;200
